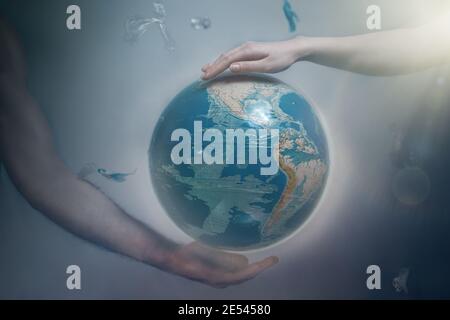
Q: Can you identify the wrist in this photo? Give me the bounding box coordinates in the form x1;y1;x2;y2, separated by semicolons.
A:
142;236;180;270
290;36;322;63
289;36;314;62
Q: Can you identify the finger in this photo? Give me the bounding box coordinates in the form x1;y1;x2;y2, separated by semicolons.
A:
202;48;242;80
204;45;242;71
203;48;247;80
203;45;267;80
230;59;270;74
201;63;211;72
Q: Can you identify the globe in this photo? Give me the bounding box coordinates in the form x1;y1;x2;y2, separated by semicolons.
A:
149;75;329;251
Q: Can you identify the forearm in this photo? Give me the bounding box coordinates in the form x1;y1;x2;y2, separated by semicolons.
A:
0;77;176;270
297;14;450;76
3;142;177;271
29;169;176;268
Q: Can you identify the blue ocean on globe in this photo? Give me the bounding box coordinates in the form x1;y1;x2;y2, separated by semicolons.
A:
149;75;329;250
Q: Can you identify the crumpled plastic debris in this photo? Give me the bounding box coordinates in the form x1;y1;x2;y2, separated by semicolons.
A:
190;17;211;30
124;2;175;51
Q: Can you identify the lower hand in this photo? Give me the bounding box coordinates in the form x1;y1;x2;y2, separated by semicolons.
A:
164;242;278;288
202;37;309;80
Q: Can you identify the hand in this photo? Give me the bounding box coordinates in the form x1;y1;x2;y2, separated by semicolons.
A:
202;37;308;80
164;242;279;288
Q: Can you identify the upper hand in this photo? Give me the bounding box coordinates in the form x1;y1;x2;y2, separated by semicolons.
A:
201;38;307;80
164;242;278;288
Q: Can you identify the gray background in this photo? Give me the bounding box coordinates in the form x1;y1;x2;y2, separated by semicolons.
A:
1;0;450;299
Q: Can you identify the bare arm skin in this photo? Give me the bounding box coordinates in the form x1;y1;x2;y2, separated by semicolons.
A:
202;11;450;79
0;19;278;288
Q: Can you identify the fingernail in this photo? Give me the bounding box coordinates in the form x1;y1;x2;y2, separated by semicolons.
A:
230;64;240;72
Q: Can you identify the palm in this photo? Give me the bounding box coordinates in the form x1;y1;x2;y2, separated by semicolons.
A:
166;242;278;288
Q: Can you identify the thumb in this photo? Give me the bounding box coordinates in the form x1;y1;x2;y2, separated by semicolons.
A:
230;60;269;73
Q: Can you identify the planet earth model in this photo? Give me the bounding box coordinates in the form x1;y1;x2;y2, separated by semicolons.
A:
149;75;329;250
